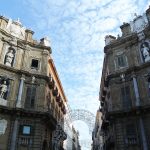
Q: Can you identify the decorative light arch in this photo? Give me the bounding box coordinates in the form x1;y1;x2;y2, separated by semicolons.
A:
70;109;95;135
79;139;92;149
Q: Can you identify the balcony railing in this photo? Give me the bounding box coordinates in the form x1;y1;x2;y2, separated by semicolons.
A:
106;97;150;113
0;99;56;117
18;136;32;146
125;136;137;145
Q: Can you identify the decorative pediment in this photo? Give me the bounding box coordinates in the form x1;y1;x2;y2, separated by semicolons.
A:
5;19;26;40
130;14;148;33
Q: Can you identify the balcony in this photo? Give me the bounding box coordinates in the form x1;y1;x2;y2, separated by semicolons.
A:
0;99;56;118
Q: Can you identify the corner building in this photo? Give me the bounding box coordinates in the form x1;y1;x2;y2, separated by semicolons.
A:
100;7;150;150
0;16;67;150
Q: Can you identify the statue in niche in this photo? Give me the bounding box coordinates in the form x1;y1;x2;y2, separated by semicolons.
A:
4;47;15;67
140;42;150;62
0;79;9;99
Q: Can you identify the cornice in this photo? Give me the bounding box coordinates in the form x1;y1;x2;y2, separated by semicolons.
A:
104;33;138;54
0;64;48;79
0;105;57;130
107;61;150;80
0;29;52;53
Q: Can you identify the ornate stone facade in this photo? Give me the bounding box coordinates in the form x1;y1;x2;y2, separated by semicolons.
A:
99;6;150;150
0;16;67;150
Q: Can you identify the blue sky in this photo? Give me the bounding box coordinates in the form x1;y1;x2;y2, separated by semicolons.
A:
1;0;150;149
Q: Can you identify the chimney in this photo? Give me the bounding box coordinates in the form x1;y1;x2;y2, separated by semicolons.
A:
25;29;34;42
120;22;131;36
0;16;8;30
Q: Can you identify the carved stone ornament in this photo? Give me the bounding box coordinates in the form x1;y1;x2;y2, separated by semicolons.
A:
52;124;67;150
6;19;26;40
0;119;7;135
138;31;145;41
130;13;148;33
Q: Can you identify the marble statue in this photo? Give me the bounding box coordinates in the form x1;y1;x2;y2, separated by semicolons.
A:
31;76;36;84
4;47;15;67
0;80;8;99
141;42;150;62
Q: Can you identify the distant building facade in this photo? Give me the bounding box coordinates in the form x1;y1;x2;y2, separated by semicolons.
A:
72;127;81;150
92;110;103;150
0;16;67;150
100;6;150;150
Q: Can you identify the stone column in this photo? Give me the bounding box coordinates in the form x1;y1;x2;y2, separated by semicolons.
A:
139;117;148;150
132;75;140;107
16;75;25;108
132;75;148;149
10;119;18;150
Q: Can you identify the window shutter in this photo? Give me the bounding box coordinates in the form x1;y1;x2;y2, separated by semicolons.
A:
118;56;123;67
117;54;127;68
25;87;31;108
118;56;125;67
121;86;132;109
31;87;36;108
25;86;36;108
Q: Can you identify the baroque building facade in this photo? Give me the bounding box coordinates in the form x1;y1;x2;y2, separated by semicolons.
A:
0;16;67;150
100;7;150;150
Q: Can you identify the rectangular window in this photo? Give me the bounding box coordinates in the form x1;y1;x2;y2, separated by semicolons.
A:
20;125;32;135
25;86;36;108
115;54;128;69
118;56;125;67
31;59;39;69
23;126;31;135
125;124;137;145
121;86;132;110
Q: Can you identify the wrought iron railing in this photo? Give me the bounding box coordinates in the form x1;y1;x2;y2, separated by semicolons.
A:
18;136;32;146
